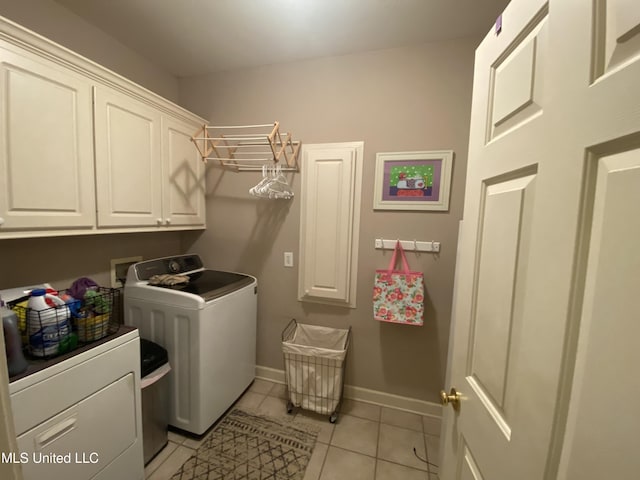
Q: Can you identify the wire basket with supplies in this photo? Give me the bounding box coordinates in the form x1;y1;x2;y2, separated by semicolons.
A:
281;319;351;423
71;287;121;342
11;287;121;359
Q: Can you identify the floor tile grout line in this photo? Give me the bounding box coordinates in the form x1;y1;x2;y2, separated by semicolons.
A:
423;430;431;477
326;443;432;469
375;405;383;479
316;443;330;480
151;383;442;480
146;444;191;480
149;423;439;478
421;412;432;477
144;440;180;479
426;435;440;477
374;417;381;479
323;443;433;477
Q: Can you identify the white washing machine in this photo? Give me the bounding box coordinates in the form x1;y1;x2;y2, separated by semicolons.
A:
124;254;257;435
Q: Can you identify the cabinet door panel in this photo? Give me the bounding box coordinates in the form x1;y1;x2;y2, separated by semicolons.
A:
161;116;205;227
298;142;363;307
94;87;162;227
0;47;95;231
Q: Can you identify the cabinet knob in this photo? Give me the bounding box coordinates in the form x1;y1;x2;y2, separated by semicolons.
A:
165;218;171;225
0;217;4;226
156;218;162;225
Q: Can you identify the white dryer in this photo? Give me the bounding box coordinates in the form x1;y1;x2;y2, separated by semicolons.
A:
124;254;257;435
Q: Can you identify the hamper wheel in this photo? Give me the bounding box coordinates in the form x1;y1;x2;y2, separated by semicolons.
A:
286;400;294;414
329;412;338;423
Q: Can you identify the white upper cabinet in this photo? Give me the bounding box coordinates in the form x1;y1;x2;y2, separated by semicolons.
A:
298;142;363;308
94;88;205;229
161;115;205;227
0;44;95;232
94;87;163;228
0;17;207;238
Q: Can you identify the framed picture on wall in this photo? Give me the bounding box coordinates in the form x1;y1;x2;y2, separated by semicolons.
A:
373;150;454;211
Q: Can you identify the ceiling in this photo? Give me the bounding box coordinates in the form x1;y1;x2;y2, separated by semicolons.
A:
53;0;511;77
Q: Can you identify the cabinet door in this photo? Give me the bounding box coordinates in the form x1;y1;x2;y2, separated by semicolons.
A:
161;115;205;227
298;142;363;307
0;46;95;232
94;87;162;227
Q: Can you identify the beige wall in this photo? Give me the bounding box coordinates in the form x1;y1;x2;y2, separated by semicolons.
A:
179;38;478;403
0;0;179;101
0;232;183;291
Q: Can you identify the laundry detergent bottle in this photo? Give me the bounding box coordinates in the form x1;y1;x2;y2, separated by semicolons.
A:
1;297;28;376
27;289;72;357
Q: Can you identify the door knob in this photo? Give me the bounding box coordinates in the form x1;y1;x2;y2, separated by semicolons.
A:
440;387;461;410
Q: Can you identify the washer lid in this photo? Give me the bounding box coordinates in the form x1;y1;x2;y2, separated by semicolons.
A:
153;270;254;302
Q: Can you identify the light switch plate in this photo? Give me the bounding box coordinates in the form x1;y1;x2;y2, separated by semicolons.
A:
284;252;294;267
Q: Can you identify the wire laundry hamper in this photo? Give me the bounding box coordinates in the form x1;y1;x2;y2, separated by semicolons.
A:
281;319;351;423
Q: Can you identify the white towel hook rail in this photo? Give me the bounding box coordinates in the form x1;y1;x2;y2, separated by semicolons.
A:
374;238;440;253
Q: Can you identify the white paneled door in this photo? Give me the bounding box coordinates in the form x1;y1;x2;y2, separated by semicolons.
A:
441;1;640;479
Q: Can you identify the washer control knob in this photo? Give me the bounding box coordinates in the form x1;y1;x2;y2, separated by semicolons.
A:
168;260;181;274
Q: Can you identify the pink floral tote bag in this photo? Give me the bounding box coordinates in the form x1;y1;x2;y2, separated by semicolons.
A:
373;241;424;325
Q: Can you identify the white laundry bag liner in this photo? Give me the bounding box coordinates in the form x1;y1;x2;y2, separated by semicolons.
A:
282;323;349;415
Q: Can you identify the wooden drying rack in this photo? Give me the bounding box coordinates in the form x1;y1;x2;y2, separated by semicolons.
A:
190;121;300;172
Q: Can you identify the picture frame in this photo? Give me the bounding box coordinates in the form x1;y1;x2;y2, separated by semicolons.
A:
373;150;453;211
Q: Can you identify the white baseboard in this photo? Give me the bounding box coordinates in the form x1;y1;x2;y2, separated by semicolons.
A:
255;365;286;383
255;365;442;418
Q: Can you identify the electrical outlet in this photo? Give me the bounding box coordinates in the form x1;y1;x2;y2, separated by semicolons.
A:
284;252;294;268
110;256;142;288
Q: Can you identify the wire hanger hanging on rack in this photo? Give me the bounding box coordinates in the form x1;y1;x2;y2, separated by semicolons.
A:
249;164;294;199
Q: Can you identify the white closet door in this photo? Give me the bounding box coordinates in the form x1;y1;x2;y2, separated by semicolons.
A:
298;142;363;307
161;115;205;227
94;86;162;228
0;46;95;231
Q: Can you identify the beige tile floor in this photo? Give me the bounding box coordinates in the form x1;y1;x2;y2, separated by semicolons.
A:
145;379;441;480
